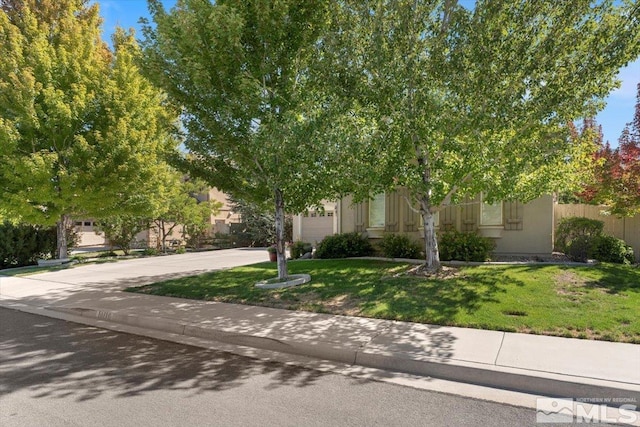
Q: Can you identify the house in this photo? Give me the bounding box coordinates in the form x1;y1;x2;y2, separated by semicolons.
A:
73;188;241;250
293;191;556;256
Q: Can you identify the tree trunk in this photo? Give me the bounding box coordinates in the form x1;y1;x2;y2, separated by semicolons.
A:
56;214;71;259
274;187;288;280
419;198;441;272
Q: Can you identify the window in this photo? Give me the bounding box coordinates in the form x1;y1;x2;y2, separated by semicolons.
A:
369;193;385;228
84;221;92;227
327;211;334;217
480;194;503;226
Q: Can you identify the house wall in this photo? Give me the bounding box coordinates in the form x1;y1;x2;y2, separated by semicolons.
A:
554;204;640;261
199;188;241;234
493;195;554;255
73;219;108;247
334;191;555;255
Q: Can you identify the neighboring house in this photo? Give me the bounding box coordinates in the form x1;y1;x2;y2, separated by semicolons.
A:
195;188;242;235
74;188;241;249
293;191;556;256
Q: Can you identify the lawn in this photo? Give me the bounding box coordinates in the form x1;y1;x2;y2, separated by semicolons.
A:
127;259;640;343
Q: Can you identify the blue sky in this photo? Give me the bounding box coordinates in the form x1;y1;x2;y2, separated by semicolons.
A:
96;0;639;147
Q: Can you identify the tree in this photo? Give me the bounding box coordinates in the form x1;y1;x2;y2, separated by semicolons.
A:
0;0;177;259
151;175;221;252
141;0;347;279
228;196;293;247
577;83;640;216
322;0;640;271
94;215;150;255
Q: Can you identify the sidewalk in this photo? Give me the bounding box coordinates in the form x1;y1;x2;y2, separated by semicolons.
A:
1;250;638;410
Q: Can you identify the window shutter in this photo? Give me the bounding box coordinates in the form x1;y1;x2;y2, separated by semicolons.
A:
461;195;478;232
402;189;420;232
385;191;399;232
504;201;524;231
440;205;456;231
355;202;368;232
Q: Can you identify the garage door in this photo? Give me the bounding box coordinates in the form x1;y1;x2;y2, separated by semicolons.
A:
300;210;334;244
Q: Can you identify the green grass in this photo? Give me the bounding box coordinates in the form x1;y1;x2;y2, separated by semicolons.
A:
127;259;640;343
0;264;76;277
0;250;134;277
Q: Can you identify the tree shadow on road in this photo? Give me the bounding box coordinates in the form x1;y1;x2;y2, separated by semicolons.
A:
0;308;327;402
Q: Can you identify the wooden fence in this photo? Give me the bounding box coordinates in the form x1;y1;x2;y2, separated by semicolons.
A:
554;204;640;262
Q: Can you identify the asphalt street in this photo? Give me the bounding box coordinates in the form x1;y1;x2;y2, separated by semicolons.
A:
0;307;563;427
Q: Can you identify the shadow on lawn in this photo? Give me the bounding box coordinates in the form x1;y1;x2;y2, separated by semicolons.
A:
354;269;522;324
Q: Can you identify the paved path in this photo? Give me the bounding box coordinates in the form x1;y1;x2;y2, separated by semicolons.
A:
1;249;638;423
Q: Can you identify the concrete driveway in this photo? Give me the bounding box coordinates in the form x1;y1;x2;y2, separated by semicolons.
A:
0;248;268;304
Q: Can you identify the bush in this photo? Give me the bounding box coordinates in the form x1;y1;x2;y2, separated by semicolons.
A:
0;221;57;268
590;235;634;264
290;241;313;259
142;248;158;256
566;235;594;262
555;217;604;253
315;232;374;259
97;251;118;258
438;230;496;262
379;234;422;259
94;216;150;255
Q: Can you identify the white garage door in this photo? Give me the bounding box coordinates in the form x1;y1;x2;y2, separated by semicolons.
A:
300;211;334;244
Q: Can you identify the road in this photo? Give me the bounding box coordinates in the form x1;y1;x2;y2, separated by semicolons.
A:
0;308;553;427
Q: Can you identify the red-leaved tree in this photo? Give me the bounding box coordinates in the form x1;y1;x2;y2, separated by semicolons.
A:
578;83;640;216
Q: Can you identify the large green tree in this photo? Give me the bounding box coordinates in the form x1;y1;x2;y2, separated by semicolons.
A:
141;0;349;279
323;0;640;270
0;0;177;259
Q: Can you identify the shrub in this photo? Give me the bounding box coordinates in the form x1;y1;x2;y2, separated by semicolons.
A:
555;217;604;253
0;221;57;268
438;230;496;262
379;234;422;259
290;241;313;259
175;247;187;254
315;232;374;259
94;216;150;255
566;235;594;262
97;251;118;258
142;248;158;256
590;235;634;264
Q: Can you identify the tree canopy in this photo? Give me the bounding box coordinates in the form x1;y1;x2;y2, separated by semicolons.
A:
0;0;178;258
141;0;353;278
322;0;640;270
576;83;640;216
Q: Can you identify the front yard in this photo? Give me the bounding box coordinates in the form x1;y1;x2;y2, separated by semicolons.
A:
127;259;640;343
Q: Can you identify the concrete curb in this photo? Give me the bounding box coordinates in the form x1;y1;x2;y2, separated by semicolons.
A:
33;305;640;407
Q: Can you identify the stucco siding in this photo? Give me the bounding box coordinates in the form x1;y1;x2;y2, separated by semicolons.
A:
493;195;554;255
